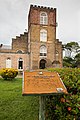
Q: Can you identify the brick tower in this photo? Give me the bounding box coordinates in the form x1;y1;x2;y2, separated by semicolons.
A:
28;5;62;69
0;4;62;70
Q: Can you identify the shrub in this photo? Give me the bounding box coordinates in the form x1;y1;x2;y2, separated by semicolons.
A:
0;68;18;80
46;68;80;120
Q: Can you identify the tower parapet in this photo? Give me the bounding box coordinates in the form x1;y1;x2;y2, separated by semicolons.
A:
28;4;57;29
30;4;55;11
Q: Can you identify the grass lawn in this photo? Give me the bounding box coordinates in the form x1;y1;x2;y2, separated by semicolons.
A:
0;78;39;120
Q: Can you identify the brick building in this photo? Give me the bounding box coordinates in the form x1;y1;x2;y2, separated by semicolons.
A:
0;5;62;71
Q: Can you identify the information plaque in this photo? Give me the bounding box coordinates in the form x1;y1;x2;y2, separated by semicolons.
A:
22;71;67;95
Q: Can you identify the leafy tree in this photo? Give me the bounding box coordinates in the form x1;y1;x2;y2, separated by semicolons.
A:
74;53;80;68
63;42;80;68
63;42;80;58
63;57;75;68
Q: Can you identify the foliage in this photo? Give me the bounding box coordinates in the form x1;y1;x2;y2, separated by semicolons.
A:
63;57;75;67
0;78;39;120
46;68;80;120
63;42;80;68
74;53;80;68
65;42;79;51
63;54;80;68
0;68;18;80
63;42;80;57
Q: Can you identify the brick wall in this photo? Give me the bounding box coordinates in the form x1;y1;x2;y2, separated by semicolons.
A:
0;53;29;70
0;5;63;70
55;39;63;67
12;32;28;53
28;5;57;29
28;5;61;69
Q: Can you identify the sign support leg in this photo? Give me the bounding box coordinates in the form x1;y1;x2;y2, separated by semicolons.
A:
39;96;45;120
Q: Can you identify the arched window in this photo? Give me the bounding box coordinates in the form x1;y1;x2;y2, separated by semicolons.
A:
40;45;47;56
40;12;48;25
18;58;23;69
6;58;11;68
56;50;59;56
17;50;23;54
40;29;47;42
56;50;59;61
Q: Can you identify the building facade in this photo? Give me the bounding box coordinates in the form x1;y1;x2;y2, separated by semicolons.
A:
0;5;62;70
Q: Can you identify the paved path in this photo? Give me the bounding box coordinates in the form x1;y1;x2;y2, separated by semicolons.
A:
16;75;22;78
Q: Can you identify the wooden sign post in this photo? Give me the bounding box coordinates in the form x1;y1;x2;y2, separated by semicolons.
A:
22;71;67;120
39;96;45;120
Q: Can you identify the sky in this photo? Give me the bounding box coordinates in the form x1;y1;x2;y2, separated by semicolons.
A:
0;0;80;45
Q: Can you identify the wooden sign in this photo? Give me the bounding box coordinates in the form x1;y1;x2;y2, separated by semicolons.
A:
22;71;67;95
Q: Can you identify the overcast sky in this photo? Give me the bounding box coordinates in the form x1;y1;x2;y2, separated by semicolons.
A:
0;0;80;45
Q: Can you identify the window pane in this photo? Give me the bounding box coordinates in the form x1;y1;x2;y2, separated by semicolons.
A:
40;45;47;56
40;12;48;25
40;17;43;24
6;59;11;68
40;29;47;42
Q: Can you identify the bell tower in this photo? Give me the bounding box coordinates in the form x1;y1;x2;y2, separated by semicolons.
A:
28;5;62;69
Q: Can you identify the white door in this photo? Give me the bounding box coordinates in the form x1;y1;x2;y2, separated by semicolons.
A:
6;59;11;68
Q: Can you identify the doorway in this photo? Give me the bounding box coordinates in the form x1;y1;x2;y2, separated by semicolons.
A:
39;59;46;69
18;58;23;69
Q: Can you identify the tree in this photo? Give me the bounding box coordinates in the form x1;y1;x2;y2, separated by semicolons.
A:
63;42;80;58
74;53;80;68
63;57;75;68
63;42;80;68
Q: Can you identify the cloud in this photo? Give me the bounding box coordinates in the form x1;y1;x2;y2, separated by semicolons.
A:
0;0;80;45
0;0;28;44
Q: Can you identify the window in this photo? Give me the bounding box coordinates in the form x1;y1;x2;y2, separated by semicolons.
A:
6;58;11;68
40;45;47;56
56;50;59;61
17;50;23;53
56;50;59;56
40;29;47;42
40;12;48;25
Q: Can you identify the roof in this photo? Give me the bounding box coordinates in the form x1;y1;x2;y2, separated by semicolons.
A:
0;45;11;49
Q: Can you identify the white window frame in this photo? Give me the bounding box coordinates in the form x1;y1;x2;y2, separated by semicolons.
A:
6;58;11;68
40;45;47;56
40;12;48;25
40;29;47;42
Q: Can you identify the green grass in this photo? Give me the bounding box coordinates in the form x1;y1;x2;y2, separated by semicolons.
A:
0;78;39;120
